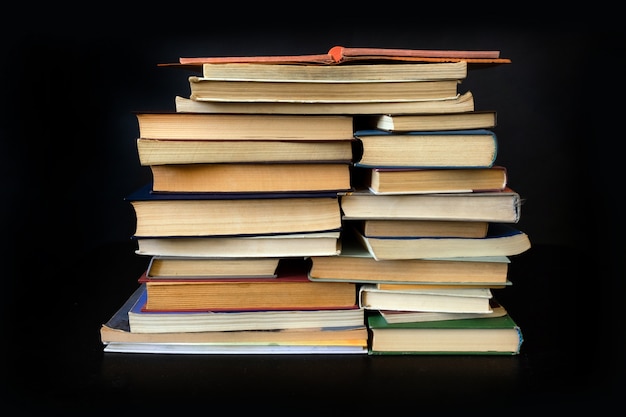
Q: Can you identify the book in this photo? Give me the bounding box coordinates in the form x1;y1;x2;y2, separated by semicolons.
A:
340;188;522;223
363;111;497;132
353;129;498;168
188;76;461;103
367;310;523;355
308;234;510;285
134;231;341;258
145;256;281;279
135;112;354;141
353;223;531;260
149;163;352;193
174;91;476;115
359;284;494;313
171;45;510;66
363;166;508;195
136;138;354;165
140;258;358;312
101;284;366;334
379;298;508;324
127;184;342;237
358;219;489;238
199;61;468;82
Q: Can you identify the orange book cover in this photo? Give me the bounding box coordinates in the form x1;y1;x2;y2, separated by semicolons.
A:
167;45;511;68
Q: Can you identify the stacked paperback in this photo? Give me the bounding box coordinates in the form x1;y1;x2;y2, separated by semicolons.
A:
101;45;530;355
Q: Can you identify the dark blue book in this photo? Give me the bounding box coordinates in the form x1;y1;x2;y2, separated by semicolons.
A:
126;183;343;238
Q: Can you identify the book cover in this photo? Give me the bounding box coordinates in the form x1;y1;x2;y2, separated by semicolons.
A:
198;61;468;82
171;45;510;66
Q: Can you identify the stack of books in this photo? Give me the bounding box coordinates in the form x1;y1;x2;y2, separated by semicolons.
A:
101;45;529;355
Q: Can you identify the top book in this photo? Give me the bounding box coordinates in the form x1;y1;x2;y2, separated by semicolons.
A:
197;61;468;82
168;45;511;66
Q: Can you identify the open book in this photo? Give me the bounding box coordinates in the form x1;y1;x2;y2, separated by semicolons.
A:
169;45;511;66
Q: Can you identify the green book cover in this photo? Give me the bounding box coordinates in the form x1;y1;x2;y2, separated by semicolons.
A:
367;311;523;355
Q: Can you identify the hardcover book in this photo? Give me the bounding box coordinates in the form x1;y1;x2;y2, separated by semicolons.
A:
145;256;281;279
362;111;497;132
100;284;366;335
352;223;531;260
359;284;494;313
353;129;498;168
136;138;354;165
149;163;352;193
135;112;354;141
339;188;522;223
362;166;508;195
379;298;508;324
139;258;358;312
198;61;468;82
308;233;510;285
134;231;342;258
188;77;461;103
367;310;523;355
127;184;342;237
174;92;476;115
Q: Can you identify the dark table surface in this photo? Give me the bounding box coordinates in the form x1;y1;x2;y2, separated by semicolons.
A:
5;242;622;415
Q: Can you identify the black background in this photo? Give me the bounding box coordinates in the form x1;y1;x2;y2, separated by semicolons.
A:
2;8;624;414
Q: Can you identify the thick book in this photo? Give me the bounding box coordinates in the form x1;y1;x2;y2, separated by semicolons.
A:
134;231;341;258
126;184;342;237
100;284;366;335
139;258;358;312
172;45;510;66
353;223;531;260
352;129;498;168
379;298;508;324
135;112;354;141
136;138;354;165
198;61;468;82
149;163;352;193
174;92;476;115
363;111;497;132
367;310;523;355
363;166;508;195
308;234;510;285
188;76;461;103
339;188;522;223
145;256;281;279
359;284;493;313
